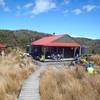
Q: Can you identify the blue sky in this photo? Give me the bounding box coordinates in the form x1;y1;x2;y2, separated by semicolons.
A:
0;0;100;39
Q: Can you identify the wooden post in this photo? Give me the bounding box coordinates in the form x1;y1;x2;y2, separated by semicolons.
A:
43;47;46;61
29;45;32;54
57;47;58;53
79;46;81;55
40;47;46;61
63;48;64;58
74;48;77;57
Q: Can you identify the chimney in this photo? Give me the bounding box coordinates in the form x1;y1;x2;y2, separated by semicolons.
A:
53;32;55;35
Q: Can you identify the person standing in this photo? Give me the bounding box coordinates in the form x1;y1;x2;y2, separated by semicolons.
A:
1;49;5;59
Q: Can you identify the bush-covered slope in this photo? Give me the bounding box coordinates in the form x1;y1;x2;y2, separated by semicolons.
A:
75;38;100;53
0;30;50;48
0;30;17;46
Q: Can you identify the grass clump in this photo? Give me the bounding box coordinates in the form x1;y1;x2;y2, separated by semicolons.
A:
40;65;100;100
0;49;37;100
89;55;100;65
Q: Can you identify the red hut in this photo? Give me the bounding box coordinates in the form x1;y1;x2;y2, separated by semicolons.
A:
0;43;7;48
0;43;7;56
31;35;81;61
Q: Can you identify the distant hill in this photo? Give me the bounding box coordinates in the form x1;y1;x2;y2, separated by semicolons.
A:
0;30;100;53
0;30;17;47
0;30;50;48
75;37;100;53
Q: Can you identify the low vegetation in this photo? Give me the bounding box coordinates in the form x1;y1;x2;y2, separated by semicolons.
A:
40;56;100;100
89;55;100;66
0;49;36;100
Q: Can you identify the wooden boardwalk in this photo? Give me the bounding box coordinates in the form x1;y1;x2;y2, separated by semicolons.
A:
19;61;71;100
19;62;47;100
19;69;41;100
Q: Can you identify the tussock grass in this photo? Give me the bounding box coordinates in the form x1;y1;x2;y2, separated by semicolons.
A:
40;65;100;100
89;55;100;65
0;49;36;100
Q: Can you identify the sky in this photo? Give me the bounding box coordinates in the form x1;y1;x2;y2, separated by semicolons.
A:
0;0;100;39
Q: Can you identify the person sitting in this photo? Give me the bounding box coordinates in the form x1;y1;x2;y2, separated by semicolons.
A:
40;54;45;62
87;66;94;74
92;49;96;54
74;55;81;64
80;57;87;63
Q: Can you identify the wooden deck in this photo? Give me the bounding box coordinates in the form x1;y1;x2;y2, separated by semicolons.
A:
44;58;74;62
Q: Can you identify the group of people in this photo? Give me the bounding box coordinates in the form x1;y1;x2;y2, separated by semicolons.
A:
74;55;94;74
51;53;63;61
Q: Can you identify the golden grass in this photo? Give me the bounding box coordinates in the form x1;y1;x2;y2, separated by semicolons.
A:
0;49;36;100
40;65;100;100
89;54;100;65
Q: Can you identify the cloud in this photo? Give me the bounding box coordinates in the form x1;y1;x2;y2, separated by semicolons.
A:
71;4;97;15
32;0;56;15
64;0;70;4
63;9;69;13
0;0;11;12
4;6;11;12
63;9;69;16
83;4;96;12
63;9;69;15
16;5;21;10
72;8;82;15
0;0;5;7
24;3;33;9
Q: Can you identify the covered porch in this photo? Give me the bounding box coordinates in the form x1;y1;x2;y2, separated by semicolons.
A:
31;46;81;61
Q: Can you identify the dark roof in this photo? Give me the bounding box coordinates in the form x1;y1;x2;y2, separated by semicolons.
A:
31;35;80;47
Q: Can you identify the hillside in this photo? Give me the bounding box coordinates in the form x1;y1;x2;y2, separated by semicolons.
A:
75;38;100;53
0;30;100;53
0;30;17;47
0;30;50;48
